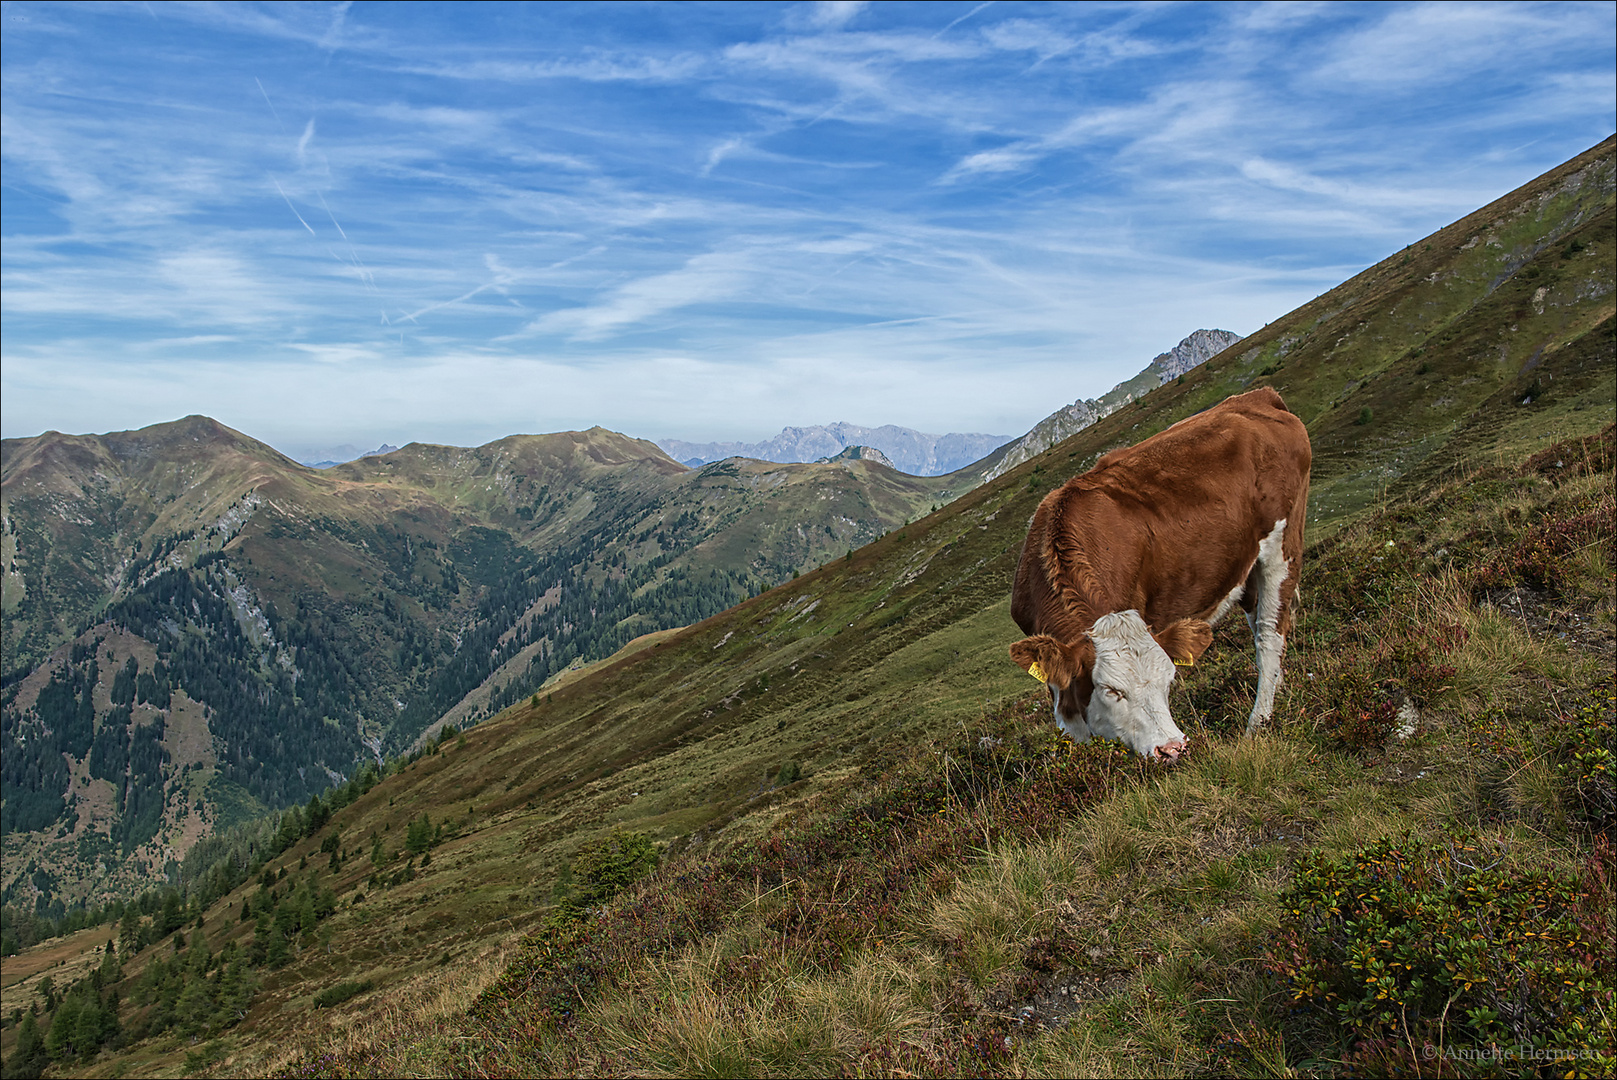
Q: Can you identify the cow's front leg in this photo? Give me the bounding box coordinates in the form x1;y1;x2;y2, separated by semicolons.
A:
1245;520;1292;734
1248;622;1285;733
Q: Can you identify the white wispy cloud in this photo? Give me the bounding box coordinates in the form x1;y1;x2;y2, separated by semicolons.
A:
390;52;707;85
787;2;870;32
520;249;753;341
1315;1;1610;88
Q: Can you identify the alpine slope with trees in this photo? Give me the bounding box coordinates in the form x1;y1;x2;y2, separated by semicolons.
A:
2;415;986;911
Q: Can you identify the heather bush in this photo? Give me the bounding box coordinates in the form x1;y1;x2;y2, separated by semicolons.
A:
1266;833;1615;1078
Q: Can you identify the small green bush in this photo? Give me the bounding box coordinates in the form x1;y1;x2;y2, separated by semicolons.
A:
313;979;374;1009
1563;692;1616;827
567;831;660;913
181;1039;229;1076
1267;833;1616;1077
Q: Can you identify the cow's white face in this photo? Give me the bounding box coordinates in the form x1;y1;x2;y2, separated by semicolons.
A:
1071;610;1187;761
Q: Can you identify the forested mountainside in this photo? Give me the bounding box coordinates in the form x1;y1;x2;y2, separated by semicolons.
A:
0;137;1608;1080
2;422;969;909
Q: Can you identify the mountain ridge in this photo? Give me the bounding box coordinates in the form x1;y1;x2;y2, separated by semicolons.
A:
981;328;1245;482
1;417;963;908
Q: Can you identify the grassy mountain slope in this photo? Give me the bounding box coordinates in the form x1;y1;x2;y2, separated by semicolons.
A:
4;137;1613;1079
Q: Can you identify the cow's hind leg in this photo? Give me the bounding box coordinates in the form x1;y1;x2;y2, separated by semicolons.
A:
1244;518;1294;734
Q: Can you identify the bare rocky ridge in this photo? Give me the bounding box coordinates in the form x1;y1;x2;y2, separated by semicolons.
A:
981;329;1243;482
1149;328;1246;380
818;444;896;469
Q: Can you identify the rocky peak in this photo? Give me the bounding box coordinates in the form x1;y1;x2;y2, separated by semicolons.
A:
1150;329;1243;380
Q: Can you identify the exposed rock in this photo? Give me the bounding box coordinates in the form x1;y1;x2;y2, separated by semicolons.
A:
1149;328;1243;380
817;444;896;469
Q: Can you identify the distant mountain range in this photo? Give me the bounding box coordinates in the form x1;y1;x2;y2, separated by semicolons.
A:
659;423;1012;476
295;443;401;469
1;419;975;907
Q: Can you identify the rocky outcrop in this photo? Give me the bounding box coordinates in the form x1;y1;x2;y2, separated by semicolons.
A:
1150;328;1242;380
817;444;896;469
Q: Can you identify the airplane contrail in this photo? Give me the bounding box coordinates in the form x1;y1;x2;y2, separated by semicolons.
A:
255;77;286;132
271;178;318;237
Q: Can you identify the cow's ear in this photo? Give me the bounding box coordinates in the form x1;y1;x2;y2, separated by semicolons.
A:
1154;619;1213;667
1010;635;1091;686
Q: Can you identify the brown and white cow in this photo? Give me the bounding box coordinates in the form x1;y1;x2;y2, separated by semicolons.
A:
1009;387;1312;761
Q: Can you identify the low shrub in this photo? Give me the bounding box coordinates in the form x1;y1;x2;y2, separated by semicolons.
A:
1473;493;1616;595
1560;687;1617;828
1266;832;1616;1078
312;979;374;1009
566;830;660;913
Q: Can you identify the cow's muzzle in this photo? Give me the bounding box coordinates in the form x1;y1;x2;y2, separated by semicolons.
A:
1153;737;1187;763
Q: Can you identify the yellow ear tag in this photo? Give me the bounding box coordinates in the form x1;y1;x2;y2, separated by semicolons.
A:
1173;657;1195;667
1027;661;1048;683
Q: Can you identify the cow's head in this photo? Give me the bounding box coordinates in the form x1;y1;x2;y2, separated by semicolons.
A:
1010;610;1212;761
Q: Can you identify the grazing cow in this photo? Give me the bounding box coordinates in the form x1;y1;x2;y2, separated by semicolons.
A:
1009;387;1312;761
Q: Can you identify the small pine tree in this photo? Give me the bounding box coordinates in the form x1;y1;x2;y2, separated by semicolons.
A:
9;1010;48;1078
405;814;432;855
569;831;660;910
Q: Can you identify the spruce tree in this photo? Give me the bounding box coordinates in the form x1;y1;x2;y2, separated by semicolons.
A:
8;1011;48;1079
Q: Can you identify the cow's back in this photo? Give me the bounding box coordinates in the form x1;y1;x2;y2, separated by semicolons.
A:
1091;389;1307;514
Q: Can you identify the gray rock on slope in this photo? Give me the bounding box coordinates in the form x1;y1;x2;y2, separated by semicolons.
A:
817;444;896;469
980;329;1242;483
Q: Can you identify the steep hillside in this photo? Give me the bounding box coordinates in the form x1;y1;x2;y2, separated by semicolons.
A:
1;424;957;909
3;136;1612;1080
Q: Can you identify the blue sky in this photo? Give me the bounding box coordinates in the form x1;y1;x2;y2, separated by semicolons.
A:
3;1;1613;460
